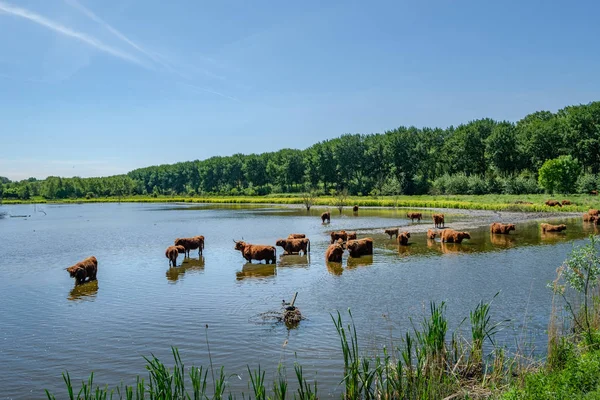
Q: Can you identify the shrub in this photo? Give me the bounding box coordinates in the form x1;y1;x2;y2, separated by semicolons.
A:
467;175;488;195
445;173;470;195
538;155;581;194
576;173;598;194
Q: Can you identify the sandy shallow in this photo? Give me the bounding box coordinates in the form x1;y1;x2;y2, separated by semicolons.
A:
382;208;583;234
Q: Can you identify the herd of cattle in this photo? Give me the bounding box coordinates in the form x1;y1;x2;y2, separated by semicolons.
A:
64;206;600;285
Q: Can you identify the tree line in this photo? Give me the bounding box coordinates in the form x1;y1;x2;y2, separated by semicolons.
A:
2;101;600;200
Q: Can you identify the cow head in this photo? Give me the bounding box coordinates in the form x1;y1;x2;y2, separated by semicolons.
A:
459;232;471;240
557;224;567;231
234;241;247;251
275;239;287;248
175;245;186;253
507;224;516;232
403;232;411;238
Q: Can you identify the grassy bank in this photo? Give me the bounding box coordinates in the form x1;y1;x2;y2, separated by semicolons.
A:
4;193;600;212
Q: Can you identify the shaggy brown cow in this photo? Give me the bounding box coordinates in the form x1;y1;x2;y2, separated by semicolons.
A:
591;190;598;196
583;213;595;222
427;229;437;240
276;238;311;256
562;200;572;206
66;256;98;285
589;209;600;216
175;245;186;254
174;236;205;257
165;245;180;267
346;231;357;241
541;223;567;233
353;205;359;212
384;228;399;239
330;230;347;243
325;242;344;262
545;200;562;207
287;233;306;239
234;241;277;264
407;212;422;222
346;238;374;257
321;211;331;223
440;229;471;243
397;232;411;246
433;214;445;228
490;222;516;234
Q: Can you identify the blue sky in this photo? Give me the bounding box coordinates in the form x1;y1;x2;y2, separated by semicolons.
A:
1;0;599;180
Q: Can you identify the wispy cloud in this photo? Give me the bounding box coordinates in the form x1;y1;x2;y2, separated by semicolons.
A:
64;0;227;82
0;0;146;67
178;82;240;102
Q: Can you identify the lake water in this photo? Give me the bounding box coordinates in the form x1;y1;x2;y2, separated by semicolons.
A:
0;203;594;399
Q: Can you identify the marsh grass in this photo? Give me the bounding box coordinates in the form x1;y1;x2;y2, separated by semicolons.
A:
7;193;599;212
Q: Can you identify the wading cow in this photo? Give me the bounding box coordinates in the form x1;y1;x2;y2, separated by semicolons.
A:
346;238;373;257
325;242;344;262
432;214;445;228
440;229;471;244
321;211;331;223
165;246;180;267
234;241;277;264
174;236;204;257
541;223;567;233
276;238;311;256
427;229;437;240
397;232;411;246
407;212;422;223
330;230;347;244
66;256;98;285
384;228;399;239
490;222;516;234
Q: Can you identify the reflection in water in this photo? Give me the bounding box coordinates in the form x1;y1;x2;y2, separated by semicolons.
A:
397;244;413;257
326;261;343;276
67;280;98;301
440;242;475;254
540;231;568;243
236;263;277;280
582;221;599;235
427;238;439;250
166;256;205;282
346;255;374;269
490;234;516;248
278;254;310;268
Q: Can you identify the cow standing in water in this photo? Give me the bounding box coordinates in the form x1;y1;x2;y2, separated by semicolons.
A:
321;211;331;224
234;241;277;264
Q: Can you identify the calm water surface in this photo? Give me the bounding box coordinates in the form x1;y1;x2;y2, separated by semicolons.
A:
0;203;594;399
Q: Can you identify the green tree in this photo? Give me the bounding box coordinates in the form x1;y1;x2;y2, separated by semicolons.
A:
538;155;581;194
485;122;522;174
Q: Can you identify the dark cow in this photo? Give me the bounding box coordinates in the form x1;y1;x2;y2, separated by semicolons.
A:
384;228;399;239
276;238;311;256
175;245;186;254
66;256;98;285
346;238;374;257
321;211;331;223
330;230;348;244
407;212;422;223
591;190;598;196
561;200;572;206
325;243;344;262
440;229;471;243
234;241;277;264
174;236;204;257
397;232;410;246
432;214;445;228
545;200;562;207
165;245;180;267
541;223;567;233
490;222;516;234
346;231;357;241
427;229;437;240
353;205;359;213
287;233;306;239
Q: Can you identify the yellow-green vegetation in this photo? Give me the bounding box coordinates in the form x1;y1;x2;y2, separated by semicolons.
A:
4;193;600;213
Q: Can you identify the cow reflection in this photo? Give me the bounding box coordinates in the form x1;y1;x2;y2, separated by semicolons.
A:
440;242;474;255
67;280;98;301
236;263;276;280
326;261;343;276
397;243;413;257
278;254;310;268
166;256;205;282
346;255;374;269
490;234;516;248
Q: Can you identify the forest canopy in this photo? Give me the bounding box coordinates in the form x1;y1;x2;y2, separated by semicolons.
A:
2;101;600;200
